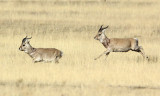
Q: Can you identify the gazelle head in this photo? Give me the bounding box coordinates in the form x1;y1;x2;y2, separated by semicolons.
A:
94;25;108;42
19;36;32;52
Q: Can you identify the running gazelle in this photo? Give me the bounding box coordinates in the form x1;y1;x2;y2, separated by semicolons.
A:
19;36;63;63
94;25;148;60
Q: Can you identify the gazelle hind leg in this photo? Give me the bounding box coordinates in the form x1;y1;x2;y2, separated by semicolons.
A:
55;56;59;63
138;46;149;59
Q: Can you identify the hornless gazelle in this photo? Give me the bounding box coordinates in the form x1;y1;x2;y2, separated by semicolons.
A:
94;25;148;60
19;36;63;63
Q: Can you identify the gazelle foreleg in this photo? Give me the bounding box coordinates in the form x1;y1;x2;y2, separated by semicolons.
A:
94;50;110;60
105;52;110;60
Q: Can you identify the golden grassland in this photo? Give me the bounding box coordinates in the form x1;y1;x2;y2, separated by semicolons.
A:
0;0;160;95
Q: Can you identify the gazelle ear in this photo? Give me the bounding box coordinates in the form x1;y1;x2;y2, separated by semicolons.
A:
103;26;109;29
24;39;29;43
25;37;32;43
102;25;109;33
98;25;103;32
100;25;103;29
27;37;32;39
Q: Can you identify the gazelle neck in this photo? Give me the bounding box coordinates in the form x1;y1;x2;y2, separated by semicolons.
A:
99;34;109;42
100;35;110;48
25;43;36;54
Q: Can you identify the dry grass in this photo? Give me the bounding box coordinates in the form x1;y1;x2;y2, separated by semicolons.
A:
0;0;160;96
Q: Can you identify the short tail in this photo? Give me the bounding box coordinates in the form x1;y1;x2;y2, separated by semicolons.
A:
59;51;63;58
134;38;139;46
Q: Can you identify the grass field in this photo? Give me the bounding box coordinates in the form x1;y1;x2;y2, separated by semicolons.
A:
0;0;160;96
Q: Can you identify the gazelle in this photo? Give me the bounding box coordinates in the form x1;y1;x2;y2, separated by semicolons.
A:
19;36;63;63
94;25;148;60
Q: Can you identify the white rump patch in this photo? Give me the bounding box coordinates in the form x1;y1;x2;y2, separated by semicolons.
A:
134;38;138;41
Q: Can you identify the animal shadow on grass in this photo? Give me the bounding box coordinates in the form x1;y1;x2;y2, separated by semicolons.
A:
147;55;159;63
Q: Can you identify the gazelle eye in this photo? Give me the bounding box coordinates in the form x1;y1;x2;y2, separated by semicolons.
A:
23;44;25;46
99;34;101;36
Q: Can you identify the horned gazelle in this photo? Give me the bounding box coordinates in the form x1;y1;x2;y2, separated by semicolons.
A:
94;25;148;60
19;36;63;63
